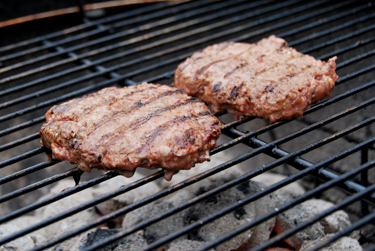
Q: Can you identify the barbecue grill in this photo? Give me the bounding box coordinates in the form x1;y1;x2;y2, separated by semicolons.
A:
1;0;375;250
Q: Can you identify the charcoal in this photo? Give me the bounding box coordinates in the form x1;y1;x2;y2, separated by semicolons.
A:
123;176;276;251
122;199;186;246
0;216;47;251
167;239;214;251
35;180;99;251
91;173;161;228
300;234;362;251
301;199;353;235
70;228;147;251
274;203;325;250
274;198;355;250
252;172;306;197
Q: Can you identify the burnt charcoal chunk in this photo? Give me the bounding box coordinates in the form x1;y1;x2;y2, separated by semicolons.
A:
236;180;251;195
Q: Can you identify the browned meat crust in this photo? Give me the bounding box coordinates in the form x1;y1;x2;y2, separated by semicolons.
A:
39;83;222;180
174;35;338;122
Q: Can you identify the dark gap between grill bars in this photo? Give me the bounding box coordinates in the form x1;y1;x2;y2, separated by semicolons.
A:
0;0;375;250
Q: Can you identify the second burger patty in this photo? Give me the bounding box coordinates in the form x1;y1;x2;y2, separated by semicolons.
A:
40;83;222;181
174;35;338;122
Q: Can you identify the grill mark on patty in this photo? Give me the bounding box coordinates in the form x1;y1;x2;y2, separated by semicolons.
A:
87;89;184;137
224;63;248;78
194;60;224;80
101;97;199;153
136;111;211;154
52;88;118;115
230;83;244;100
213;82;222;93
78;85;158;119
179;43;235;73
252;51;303;77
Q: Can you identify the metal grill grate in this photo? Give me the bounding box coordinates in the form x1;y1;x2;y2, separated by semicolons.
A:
0;0;375;250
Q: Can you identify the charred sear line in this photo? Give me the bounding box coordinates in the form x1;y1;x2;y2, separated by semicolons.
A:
179;62;190;72
253;52;303;77
213;82;222;93
263;85;275;93
224;63;247;78
230;83;244;100
88;89;183;137
78;86;158;119
194;60;224;80
131;97;197;130
136;111;211;153
102;97;199;151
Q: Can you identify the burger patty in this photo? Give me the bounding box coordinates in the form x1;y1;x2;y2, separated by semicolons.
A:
174;35;338;122
39;83;222;180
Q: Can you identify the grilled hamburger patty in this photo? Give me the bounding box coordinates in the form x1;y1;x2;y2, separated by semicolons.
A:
174;35;338;122
40;83;222;180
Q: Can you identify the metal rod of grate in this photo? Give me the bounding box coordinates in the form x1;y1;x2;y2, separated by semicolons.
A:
0;0;374;250
0;0;370;122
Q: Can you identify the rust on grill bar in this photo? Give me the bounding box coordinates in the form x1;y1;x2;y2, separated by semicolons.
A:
0;0;374;250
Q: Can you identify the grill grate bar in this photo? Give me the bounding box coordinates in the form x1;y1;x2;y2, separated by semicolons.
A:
0;1;374;249
336;49;375;69
231;129;373;198
0;1;174;53
0;116;44;137
143;135;375;251
82;126;375;251
253;185;375;251
301;23;375;55
0;169;119;226
0;113;252;226
1;65;374;181
336;64;375;85
0;0;365;112
299;117;375;150
319;36;375;61
229;0;354;42
0;159;61;186
0;52;190;122
2;24;372;122
1;70;373;192
0;171;161;247
201;166;375;251
0;147;47;169
0;132;40;152
0;0;296;93
0;160;65;203
0;0;251;75
310;211;375;251
0;0;212;62
276;4;369;39
7;98;374;250
289;12;375;47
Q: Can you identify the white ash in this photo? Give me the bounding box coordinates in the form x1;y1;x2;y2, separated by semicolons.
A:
35;179;99;251
167;239;214;251
0;215;47;251
70;228;148;251
274;198;354;250
123;176;276;251
252;172;306;198
91;172;162;228
300;234;362;251
301;199;354;236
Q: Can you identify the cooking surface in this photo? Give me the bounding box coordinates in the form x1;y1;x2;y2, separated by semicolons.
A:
0;0;375;250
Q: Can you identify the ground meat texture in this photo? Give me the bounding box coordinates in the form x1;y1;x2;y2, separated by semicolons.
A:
39;83;222;180
174;35;338;122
